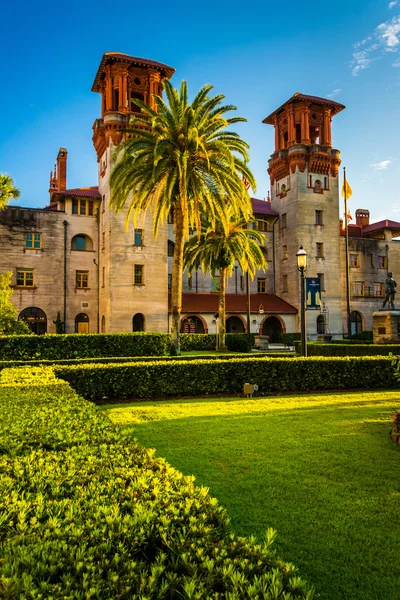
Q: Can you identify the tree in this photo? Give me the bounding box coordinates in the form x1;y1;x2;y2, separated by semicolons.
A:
0;272;31;335
110;80;255;354
0;174;20;210
184;212;268;350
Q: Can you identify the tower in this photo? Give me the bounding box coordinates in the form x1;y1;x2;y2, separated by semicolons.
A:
91;52;175;333
264;93;345;338
49;148;67;199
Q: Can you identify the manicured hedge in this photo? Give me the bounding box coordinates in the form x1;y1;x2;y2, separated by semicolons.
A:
0;332;169;360
0;369;312;598
295;343;400;356
180;332;256;351
55;355;397;401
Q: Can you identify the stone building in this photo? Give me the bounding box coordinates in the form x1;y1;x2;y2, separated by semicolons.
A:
0;52;398;338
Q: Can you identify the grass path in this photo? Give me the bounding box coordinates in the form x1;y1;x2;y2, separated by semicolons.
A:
104;391;400;600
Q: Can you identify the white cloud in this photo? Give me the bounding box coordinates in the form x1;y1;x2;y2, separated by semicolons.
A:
392;202;400;212
370;160;392;170
326;88;343;98
389;1;398;9
351;16;400;75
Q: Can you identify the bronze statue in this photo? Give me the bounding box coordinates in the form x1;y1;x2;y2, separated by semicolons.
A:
382;272;396;310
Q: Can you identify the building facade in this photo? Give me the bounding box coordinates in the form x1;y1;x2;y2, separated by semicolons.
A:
1;52;399;338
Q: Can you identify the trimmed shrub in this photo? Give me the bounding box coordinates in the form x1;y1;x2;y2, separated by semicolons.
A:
180;332;256;351
296;343;400;357
349;330;373;341
282;333;301;345
0;370;312;598
0;332;168;360
226;333;252;352
55;355;397;401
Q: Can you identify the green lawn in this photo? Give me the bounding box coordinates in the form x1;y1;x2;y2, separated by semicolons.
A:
104;391;400;600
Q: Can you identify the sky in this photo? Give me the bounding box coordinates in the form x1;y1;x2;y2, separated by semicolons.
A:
1;0;399;223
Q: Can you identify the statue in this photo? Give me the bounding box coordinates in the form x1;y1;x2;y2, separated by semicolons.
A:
382;272;397;310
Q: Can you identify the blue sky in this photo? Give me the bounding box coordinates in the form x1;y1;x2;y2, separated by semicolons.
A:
1;0;399;222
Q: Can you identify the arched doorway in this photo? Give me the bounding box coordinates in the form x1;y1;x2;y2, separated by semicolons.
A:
19;307;47;335
226;315;245;333
132;313;145;332
75;313;89;333
181;316;205;334
317;314;326;335
262;316;283;342
350;311;362;336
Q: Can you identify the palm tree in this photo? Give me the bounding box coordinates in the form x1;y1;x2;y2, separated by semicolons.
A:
184;212;268;350
0;174;20;210
110;80;255;354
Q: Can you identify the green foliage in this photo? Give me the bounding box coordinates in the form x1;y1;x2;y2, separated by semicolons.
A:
297;343;400;356
0;173;20;210
55;356;397;401
52;311;64;334
225;333;253;353
349;330;373;341
180;333;256;351
0;370;312;598
0;332;168;360
0;271;31;335
282;333;301;345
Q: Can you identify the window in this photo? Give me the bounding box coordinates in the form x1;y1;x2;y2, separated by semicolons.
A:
102;267;105;288
168;274;172;290
257;278;267;293
168;240;175;257
281;213;287;228
281;184;287;197
317;315;325;335
282;274;288;292
353;281;364;296
211;276;220;292
132;313;145;332
72;199;94;216
240;275;244;290
188;273;192;289
71;234;93;251
374;282;384;297
168;209;174;224
317;272;325;292
130;92;144;113
349;254;359;268
256;219;268;231
134;228;143;246
314;180;322;193
25;233;42;249
316;243;324;258
76;271;89;289
134;265;144;285
315;210;323;225
309;175;313;188
282;245;288;260
377;256;387;269
350;311;362;335
324;176;328;189
19;307;46;334
16;269;34;287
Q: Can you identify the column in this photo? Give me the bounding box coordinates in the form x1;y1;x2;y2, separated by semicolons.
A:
323;109;332;145
273;116;279;151
287;107;295;145
105;69;112;111
118;74;124;111
301;108;310;144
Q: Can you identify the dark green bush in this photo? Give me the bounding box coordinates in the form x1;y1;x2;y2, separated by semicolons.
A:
349;330;373;341
0;332;168;360
225;333;252;352
55;355;397;401
0;369;312;598
296;343;400;357
180;332;256;351
282;333;301;345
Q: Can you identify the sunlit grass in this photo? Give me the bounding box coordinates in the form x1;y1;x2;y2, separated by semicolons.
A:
104;391;400;600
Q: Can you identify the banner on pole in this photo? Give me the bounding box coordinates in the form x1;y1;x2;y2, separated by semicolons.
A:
306;277;321;309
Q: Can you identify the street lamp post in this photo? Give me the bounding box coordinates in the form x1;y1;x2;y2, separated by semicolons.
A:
296;246;307;357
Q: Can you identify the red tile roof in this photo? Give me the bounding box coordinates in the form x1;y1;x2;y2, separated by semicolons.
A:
251;197;279;216
92;52;175;92
170;293;297;314
362;219;400;235
263;92;345;124
54;187;101;199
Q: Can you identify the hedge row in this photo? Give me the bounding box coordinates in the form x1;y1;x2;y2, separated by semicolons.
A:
180;332;256;351
0;351;291;371
295;343;400;356
55;356;397;400
0;369;312;598
0;332;169;360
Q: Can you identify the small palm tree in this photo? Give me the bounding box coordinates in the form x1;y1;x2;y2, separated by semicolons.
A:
184;213;268;350
110;80;255;354
0;174;20;210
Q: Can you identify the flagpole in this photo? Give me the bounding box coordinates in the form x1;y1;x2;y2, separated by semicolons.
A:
344;167;351;337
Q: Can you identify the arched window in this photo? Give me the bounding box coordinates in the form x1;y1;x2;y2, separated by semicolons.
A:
101;315;105;333
19;307;47;335
71;234;93;251
75;313;89;334
317;314;325;334
314;180;322;193
132;313;145;332
168;240;175;257
281;184;287;197
180;316;205;334
350;311;363;336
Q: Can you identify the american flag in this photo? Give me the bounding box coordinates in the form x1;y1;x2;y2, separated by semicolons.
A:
242;176;251;191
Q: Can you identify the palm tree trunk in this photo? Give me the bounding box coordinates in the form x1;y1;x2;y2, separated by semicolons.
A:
218;268;227;351
170;206;184;355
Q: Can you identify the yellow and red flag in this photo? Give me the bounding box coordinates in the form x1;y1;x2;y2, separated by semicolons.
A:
341;179;352;200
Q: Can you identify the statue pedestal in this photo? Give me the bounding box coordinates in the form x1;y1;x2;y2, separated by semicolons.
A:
372;311;400;344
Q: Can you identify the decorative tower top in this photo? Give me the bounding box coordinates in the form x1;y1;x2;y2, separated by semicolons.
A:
49;148;67;199
263;93;345;183
91;52;175;159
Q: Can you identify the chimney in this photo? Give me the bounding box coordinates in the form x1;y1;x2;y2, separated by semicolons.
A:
355;209;370;227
